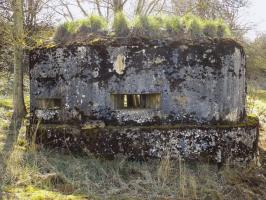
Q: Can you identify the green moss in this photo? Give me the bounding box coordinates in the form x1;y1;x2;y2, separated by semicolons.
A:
94;116;259;132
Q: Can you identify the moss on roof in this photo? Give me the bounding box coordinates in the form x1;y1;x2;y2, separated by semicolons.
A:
32;35;243;54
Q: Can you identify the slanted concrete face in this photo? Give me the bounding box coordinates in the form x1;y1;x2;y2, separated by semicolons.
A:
29;39;246;125
28;119;259;164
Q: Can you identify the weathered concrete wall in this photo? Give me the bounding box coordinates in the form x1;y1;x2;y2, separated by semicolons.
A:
27;117;259;164
29;39;246;125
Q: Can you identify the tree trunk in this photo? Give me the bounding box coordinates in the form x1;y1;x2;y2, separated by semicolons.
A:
113;0;124;13
12;0;26;120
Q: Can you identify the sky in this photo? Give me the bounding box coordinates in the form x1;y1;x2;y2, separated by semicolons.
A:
241;0;266;40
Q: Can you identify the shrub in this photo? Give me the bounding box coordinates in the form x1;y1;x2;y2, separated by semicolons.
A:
112;12;129;36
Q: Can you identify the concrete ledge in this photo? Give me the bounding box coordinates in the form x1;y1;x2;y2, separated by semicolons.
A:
27;116;259;164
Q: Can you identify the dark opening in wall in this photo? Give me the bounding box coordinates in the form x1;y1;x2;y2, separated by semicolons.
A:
36;98;62;109
112;93;161;109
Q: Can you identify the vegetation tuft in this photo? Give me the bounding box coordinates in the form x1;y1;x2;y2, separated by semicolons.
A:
131;15;164;38
54;15;107;44
53;13;231;44
112;11;130;36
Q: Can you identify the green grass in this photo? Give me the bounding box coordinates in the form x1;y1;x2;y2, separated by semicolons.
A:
255;90;266;103
130;14;231;39
112;11;130;36
53;13;232;43
247;89;266;119
54;15;107;44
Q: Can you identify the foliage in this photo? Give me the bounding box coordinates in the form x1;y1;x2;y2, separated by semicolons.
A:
112;11;129;36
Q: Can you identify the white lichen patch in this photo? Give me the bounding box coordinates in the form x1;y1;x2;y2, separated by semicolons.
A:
114;54;126;74
154;56;166;64
35;109;59;121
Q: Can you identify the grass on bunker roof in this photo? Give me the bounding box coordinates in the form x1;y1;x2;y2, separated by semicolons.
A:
0;74;265;200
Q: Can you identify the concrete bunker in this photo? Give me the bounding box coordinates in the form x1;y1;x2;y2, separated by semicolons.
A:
27;38;259;164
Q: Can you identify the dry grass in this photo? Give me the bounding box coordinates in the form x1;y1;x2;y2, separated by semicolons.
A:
0;76;265;199
1;146;266;200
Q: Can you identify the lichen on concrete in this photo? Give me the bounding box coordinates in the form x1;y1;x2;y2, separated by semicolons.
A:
27;38;259;164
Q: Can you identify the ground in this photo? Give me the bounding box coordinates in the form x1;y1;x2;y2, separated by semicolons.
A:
0;74;265;200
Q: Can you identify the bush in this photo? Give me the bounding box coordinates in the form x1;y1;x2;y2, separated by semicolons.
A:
112;12;129;36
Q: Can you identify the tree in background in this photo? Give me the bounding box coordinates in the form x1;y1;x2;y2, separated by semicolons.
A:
246;34;266;88
0;0;56;120
54;0;167;21
12;0;27;119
